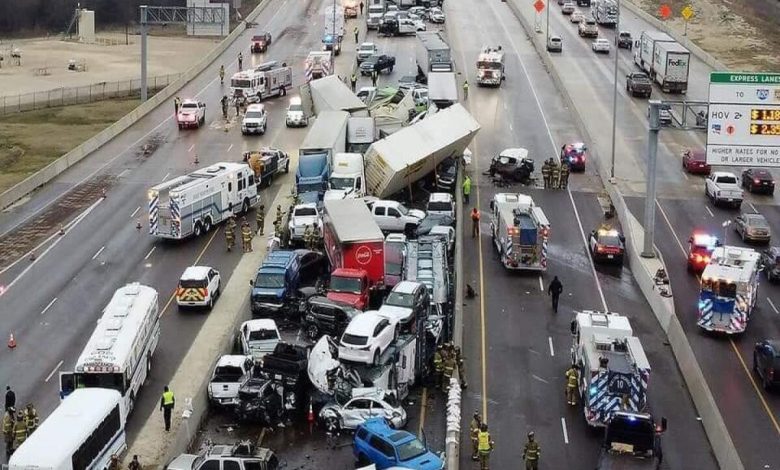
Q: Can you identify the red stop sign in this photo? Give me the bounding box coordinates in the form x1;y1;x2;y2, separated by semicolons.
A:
658;4;672;18
534;0;545;12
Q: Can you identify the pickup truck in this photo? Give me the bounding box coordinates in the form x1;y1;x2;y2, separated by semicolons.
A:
167;441;279;470
360;54;396;75
366;199;426;234
705;171;743;208
243;148;291;188
208;355;254;408
357;42;380;63
596;411;666;470
288;203;322;243
177;99;206;129
626;72;652;98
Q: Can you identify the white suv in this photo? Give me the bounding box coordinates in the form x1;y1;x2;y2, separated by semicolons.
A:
285;97;308;127
426;192;455;219
339;311;397;365
242;103;268;135
176;266;221;310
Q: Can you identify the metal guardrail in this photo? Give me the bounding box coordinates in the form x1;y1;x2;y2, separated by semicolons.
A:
0;73;181;116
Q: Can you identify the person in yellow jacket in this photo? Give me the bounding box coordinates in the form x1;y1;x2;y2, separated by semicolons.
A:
565;364;579;405
477;423;494;470
160;385;175;432
24;404;38;434
12;411;27;450
3;408;14;455
470;411;482;461
523;431;541;470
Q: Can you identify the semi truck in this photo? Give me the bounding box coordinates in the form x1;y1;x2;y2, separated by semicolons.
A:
570;311;651;427
364;103;480;199
325;152;366;200
297;110;349;202
300;75;366;118
633;31;674;78
593;0;618;26
347;116;376;154
322;198;386;310
148;162;259;240
489;193;551;271
651;41;691;93
427;72;458;109
415;31;453;83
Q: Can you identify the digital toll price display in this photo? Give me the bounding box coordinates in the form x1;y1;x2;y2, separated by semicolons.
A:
750;123;780;136
751;109;780;122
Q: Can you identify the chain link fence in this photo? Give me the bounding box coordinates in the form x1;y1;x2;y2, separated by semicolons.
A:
0;73;181;116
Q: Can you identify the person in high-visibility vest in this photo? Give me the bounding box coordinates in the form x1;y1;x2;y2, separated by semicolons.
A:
477;423;494;470
522;431;541;470
463;80;469;99
469;411;482;461
565;364;579;406
433;345;444;389
471;208;481;238
24;404;38;434
160;386;175;432
462;175;472;204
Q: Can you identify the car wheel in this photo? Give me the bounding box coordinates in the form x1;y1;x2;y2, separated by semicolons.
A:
324;415;341;432
281;86;287;96
753;353;759;373
208;297;214;310
285;160;290;173
763;374;772;391
373;350;380;366
194;222;203;237
306;323;320;341
357;454;370;466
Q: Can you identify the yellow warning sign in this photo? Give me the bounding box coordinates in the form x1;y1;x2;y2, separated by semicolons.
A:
681;5;694;20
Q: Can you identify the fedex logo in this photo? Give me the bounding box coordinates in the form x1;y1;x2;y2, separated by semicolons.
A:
668;58;688;67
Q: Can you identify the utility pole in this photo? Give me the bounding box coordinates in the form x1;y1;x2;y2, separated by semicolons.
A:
545;0;550;45
331;0;336;73
140;6;148;102
642;100;661;258
609;0;620;179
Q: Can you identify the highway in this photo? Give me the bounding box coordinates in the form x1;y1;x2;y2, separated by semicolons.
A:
447;0;716;468
511;0;780;467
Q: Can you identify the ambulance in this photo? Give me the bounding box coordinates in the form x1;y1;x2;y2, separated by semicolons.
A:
697;245;760;334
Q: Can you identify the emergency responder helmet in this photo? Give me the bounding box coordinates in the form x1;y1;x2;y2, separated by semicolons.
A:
259;204;264;209
16;411;24;419
474;410;480;417
528;431;535;440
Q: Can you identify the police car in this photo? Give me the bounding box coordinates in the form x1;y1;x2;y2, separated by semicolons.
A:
560;142;587;172
687;233;720;273
176;266;222;310
588;226;625;264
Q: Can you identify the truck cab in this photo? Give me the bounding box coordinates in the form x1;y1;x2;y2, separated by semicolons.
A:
250;250;302;316
208;355;254;408
167;441;279;470
296;153;330;203
328;268;371;310
326;152;366;200
384;233;408;289
239;319;281;363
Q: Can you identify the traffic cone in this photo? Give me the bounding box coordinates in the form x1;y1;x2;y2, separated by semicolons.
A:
136;219;142;230
307;402;315;423
194;155;199;165
102;188;107;198
58;224;65;235
8;333;16;349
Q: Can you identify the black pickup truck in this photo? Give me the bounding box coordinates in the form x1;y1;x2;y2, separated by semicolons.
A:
596;412;666;470
360;54;396;75
626;72;653;98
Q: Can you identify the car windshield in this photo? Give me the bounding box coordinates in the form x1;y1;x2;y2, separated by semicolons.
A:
477;61;502;70
701;278;737;298
298;183;323;193
245;111;264;119
248;328;278;341
386;291;414;308
255;273;284;289
428;201;452;211
330;176;355;190
330;276;363;293
295;207;318;217
395;204;410;215
342;332;368;346
232;79;251;88
397;437;428;461
213;365;244;382
181;103;197;109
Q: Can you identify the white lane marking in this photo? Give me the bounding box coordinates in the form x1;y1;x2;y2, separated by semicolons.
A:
161;172;170;182
118;169;130;178
705;205;714;218
503;102;508;110
91;246;105;260
188;144;195;152
488;0;608;310
2;199;102;292
130;206;141;218
682;171;689;180
531;374;549;384
561;417;570;444
655;199;687;254
548;337;555;356
768;298;779;315
509;122;513;131
0;0;291;240
538;276;544;292
144;246;156;260
749;202;758;213
44;360;64;382
227;144;234;152
40;298;57;315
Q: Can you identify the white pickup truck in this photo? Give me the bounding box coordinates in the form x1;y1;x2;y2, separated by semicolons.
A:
705;171;743;208
208;355;254;408
288;203;322;242
366;199;426;234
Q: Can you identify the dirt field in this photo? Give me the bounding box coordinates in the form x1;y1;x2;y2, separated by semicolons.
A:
633;0;780;72
0;98;141;193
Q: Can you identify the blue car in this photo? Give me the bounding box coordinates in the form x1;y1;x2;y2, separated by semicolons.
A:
353;418;444;470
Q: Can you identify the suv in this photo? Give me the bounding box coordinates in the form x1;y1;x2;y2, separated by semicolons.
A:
353;418;443;469
368;200;426;234
242;103;268;135
377;281;430;329
547;35;563;52
357;43;380;63
176;266;221;310
426;193;454;219
339;311;397;365
285;97;308;127
578;18;598;37
753;339;780;390
167;441;278;470
302;296;361;341
760;247;780;282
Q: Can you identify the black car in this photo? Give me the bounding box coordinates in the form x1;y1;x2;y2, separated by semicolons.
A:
301;296;361;341
435;157;458;192
588;227;625;264
760;247;780;282
488;148;535;183
360;54;396;75
753;340;780;390
741;168;775;195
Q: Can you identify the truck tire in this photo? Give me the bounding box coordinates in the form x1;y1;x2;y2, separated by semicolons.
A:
203;217;213;233
306;323;320;341
281;86;287;96
194;221;203;237
285;160;290;173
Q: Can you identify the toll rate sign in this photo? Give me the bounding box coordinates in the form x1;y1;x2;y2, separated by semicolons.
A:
706;72;780;167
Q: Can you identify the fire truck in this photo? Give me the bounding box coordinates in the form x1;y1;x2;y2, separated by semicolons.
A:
476;46;505;86
489;193;550;271
570;311;651;427
697;246;760;334
230;61;292;103
305;51;333;82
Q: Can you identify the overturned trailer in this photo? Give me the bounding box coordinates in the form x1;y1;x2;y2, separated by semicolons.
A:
300;75;367;117
364;104;479;199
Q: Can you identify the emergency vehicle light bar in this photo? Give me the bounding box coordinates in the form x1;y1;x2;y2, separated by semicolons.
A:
692;233;718;246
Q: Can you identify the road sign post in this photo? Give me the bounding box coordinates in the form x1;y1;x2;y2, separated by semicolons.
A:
681;5;693;35
706;72;780;167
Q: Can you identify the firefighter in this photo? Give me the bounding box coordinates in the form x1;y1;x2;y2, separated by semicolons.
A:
359;1;364;15
454;345;467;388
462;80;469;100
470;411;482;461
303;225;313;250
551;159;561;190
219;65;225;84
541;159;551;189
174;96;181;114
548;275;563;313
442;350;456;389
350;73;357;92
565;364;579;405
354;26;359;43
108;454;120;470
221;95;229;119
128;455;142;470
238;52;243;70
433;345;444;389
241;221;253;252
256;205;265;235
273;220;281;238
477;423;494;470
24;404;38;434
471;207;481;238
276;205;284;226
235;97;242;117
560;161;570;189
371;69;378;87
3;408;14;455
462;175;472;204
225;222;235;251
522;431;540;470
12;411;27;450
160;386;175;432
311;224;322;250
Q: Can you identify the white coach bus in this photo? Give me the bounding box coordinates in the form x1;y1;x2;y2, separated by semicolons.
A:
9;388;126;470
59;282;160;415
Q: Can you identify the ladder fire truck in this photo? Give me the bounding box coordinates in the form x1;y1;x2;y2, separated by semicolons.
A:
697;245;760;334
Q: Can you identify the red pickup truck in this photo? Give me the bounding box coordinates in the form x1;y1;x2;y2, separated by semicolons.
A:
322;199;385;310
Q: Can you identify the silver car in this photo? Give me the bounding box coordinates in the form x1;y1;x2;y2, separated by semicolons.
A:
319;388;407;430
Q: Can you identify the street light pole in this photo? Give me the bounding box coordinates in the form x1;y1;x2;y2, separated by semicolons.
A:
609;0;620;179
330;0;336;73
642;100;661;258
546;0;550;44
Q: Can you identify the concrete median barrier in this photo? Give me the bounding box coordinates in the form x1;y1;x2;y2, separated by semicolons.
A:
0;0;274;211
504;1;742;468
